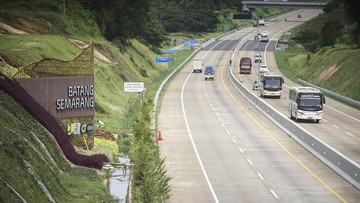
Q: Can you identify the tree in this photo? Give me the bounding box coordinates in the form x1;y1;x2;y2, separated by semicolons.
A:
321;20;343;46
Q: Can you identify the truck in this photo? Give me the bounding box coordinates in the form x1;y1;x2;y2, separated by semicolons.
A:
193;58;203;73
258;19;265;26
259;72;284;98
253;20;258;27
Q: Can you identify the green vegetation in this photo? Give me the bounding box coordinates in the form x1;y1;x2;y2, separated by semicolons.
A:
6;0;358;202
275;0;360;103
276;44;360;101
0;34;80;66
0;90;114;202
130;98;171;202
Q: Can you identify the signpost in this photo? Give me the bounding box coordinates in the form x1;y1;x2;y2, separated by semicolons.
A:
124;82;144;93
163;49;178;54
233;13;252;19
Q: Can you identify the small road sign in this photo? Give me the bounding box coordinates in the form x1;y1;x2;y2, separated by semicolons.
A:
124;82;144;93
155;57;171;63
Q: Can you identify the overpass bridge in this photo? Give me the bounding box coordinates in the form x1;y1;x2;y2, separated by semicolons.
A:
243;0;329;9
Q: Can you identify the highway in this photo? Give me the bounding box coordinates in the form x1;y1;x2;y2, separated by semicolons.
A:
158;9;360;203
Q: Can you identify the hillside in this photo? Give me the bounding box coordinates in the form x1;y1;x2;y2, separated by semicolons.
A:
1;0;333;202
275;4;360;102
0;89;114;202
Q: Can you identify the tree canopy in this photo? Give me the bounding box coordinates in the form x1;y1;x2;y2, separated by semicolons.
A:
80;0;242;47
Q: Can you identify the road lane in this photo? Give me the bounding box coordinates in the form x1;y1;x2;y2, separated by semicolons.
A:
159;9;360;202
233;10;360;165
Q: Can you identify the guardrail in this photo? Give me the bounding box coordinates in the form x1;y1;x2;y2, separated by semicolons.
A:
228;63;360;190
152;38;217;130
153;20;360;190
299;79;360;109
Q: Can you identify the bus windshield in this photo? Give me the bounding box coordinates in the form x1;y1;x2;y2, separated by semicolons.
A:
264;77;282;90
297;94;323;111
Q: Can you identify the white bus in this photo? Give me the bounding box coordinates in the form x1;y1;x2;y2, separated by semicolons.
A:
288;87;326;123
259;72;284;98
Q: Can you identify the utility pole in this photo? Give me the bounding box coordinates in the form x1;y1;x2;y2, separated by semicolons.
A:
257;25;261;96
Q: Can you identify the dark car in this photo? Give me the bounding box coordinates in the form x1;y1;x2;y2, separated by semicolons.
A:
204;65;214;80
253;80;259;90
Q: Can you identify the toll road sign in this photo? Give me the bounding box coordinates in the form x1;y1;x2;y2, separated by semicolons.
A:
155;57;171;63
164;49;178;54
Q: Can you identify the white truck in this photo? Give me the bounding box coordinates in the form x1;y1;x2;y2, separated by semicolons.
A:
193;58;203;73
258;19;265;26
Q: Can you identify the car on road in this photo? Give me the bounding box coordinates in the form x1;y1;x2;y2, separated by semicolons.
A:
260;64;269;73
254;54;262;63
253;80;259;90
204;65;215;80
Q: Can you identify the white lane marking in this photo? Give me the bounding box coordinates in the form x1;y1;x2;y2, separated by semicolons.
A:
232;138;237;144
322;119;328;123
247;159;253;166
182;72;219;203
226;130;231;135
257;172;264;180
270;189;279;199
333;125;340;129
263;17;360;124
239;148;244;153
346;132;354;137
325;105;360;123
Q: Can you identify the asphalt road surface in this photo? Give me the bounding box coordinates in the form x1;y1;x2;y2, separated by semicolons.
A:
158;9;360;203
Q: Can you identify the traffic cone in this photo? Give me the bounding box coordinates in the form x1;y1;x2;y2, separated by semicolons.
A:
157;131;163;141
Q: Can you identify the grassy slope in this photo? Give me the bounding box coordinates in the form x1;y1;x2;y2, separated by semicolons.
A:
0;2;295;201
0;20;196;203
0;90;114;203
275;9;360;101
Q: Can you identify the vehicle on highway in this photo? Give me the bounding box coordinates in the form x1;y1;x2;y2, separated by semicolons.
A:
258;19;265;26
253;20;258;27
254;53;262;63
253;80;259;90
239;57;252;74
204;65;215;80
259;72;284;98
288;87;325;123
193;58;203;73
260;31;269;42
259;64;269;73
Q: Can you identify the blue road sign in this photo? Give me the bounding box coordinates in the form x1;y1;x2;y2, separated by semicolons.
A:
155;57;171;63
181;39;197;46
164;49;178;54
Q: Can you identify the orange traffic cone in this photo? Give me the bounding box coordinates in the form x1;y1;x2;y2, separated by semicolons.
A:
157;131;163;141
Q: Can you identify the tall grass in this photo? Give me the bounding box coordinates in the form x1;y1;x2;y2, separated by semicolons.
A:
275;44;360;101
0;90;114;202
